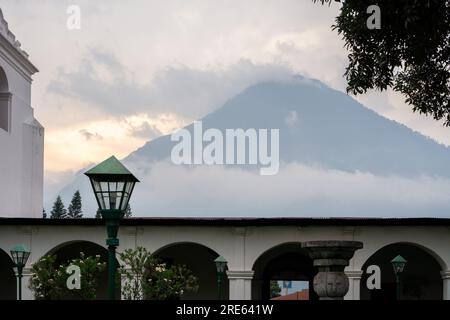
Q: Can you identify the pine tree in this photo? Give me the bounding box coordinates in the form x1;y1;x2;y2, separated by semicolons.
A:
50;196;67;219
42;208;47;219
67;190;83;218
124;204;132;218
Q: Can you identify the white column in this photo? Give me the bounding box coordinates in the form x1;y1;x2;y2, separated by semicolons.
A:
226;271;254;300
344;270;363;300
19;267;34;300
120;267;132;300
441;271;450;300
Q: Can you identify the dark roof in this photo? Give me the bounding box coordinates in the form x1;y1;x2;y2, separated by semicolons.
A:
0;217;449;227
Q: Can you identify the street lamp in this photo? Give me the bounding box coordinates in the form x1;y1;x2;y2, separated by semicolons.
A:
391;255;407;300
10;244;31;300
85;155;139;300
214;255;227;300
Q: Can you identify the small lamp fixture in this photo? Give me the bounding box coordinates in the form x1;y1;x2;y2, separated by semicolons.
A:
214;255;228;300
391;255;407;275
10;244;31;300
215;255;228;274
391;255;407;300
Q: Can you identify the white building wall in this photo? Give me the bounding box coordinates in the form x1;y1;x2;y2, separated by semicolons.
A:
0;10;43;218
1;223;449;300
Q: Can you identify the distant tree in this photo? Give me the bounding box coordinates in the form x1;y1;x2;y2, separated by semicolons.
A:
67;190;83;218
50;196;67;219
315;0;450;125
124;204;132;218
42;208;47;219
270;281;281;298
95;209;101;219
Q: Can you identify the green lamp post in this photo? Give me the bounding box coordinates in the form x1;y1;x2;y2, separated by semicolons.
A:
214;255;228;300
391;255;407;300
10;244;31;300
85;156;139;300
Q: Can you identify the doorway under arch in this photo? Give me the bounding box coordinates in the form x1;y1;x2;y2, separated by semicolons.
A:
360;242;443;300
0;248;16;300
154;242;228;300
45;240;118;300
252;243;318;300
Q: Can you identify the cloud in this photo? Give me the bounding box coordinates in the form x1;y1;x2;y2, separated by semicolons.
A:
79;129;103;141
44;169;78;208
127;121;162;140
67;159;450;218
285;110;298;127
48;51;296;121
129;162;450;217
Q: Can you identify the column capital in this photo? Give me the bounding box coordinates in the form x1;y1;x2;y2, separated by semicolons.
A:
226;270;254;280
440;270;450;280
345;270;363;279
13;267;33;277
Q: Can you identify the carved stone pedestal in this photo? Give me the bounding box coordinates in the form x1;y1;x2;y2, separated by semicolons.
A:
302;241;363;300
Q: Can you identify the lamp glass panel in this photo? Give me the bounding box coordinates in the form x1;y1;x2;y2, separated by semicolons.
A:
11;251;18;264
89;176;135;211
93;180;101;192
124;181;134;197
95;191;105;210
121;194;129;211
120;181;135;210
393;263;405;274
10;250;30;265
109;191;119;210
216;262;226;273
20;251;30;265
100;182;108;192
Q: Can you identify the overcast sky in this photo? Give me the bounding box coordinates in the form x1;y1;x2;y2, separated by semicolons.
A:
1;0;449;205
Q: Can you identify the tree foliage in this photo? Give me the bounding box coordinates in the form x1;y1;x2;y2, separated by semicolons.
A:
118;247;149;300
67;190;83;218
118;247;199;300
315;0;450;125
29;253;106;300
29;254;58;299
270;281;281;298
144;263;198;300
50;196;67;219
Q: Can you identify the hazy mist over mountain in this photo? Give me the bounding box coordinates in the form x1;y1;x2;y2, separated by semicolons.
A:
57;77;450;218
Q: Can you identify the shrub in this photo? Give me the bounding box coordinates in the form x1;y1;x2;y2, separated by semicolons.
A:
29;252;106;300
118;247;198;300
